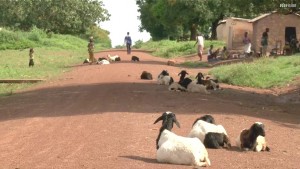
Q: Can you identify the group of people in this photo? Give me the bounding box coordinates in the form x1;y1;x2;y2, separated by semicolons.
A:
194;32;227;62
193;28;271;62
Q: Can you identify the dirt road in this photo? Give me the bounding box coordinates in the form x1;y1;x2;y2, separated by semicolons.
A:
0;50;299;169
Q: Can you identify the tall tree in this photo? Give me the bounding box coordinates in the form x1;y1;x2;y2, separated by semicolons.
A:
0;0;110;34
137;0;300;40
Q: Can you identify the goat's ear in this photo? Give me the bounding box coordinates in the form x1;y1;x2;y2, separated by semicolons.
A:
174;120;181;128
154;116;163;124
173;118;181;128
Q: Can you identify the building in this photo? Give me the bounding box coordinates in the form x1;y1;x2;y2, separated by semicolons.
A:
217;12;300;54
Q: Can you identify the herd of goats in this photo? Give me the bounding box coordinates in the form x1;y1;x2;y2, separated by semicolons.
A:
82;54;271;167
153;112;270;167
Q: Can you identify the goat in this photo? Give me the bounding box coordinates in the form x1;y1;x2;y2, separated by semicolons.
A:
254;135;270;152
157;70;174;85
131;56;140;61
196;72;219;90
83;58;90;64
169;78;209;94
178;70;189;84
188;117;231;149
107;54;121;61
187;81;210;94
167;60;175;66
97;59;110;65
192;115;215;126
140;71;153;80
236;122;270;152
155;112;211;167
168;82;188;92
98;57;107;62
158;70;169;78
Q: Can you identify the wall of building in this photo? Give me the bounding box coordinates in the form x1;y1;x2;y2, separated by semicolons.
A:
252;13;300;53
217;18;252;50
216;23;226;41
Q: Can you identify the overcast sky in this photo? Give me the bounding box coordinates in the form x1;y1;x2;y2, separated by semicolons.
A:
99;0;151;47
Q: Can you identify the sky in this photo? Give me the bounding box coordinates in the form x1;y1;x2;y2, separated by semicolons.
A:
99;0;151;47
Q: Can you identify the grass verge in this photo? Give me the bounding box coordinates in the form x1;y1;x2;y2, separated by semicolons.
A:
137;40;225;58
209;55;300;89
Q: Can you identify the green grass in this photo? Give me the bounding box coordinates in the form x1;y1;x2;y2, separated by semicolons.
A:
209;55;300;89
0;48;86;79
179;61;211;68
138;40;225;58
0;48;87;96
0;27;110;96
0;27;110;51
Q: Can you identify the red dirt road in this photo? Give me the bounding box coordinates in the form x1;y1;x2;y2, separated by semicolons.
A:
0;50;299;169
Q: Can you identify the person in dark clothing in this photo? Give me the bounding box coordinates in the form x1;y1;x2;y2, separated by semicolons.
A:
261;28;269;56
124;32;132;54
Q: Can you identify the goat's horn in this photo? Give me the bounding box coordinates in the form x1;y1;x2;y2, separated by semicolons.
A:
154;116;164;124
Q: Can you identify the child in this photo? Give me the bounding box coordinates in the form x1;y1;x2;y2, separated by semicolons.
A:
29;48;34;67
87;37;96;64
220;46;229;60
207;45;220;62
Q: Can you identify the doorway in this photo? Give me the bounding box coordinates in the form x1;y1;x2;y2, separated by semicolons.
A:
285;27;297;43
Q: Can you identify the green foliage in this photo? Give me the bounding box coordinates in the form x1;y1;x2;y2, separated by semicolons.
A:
0;27;110;50
133;40;144;49
138;40;225;58
0;0;110;34
210;56;300;89
137;0;300;40
82;25;112;49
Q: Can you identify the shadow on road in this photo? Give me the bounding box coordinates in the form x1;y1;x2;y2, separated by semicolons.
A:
0;82;299;125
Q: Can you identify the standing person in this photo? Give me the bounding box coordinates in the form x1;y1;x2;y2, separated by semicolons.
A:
29;48;34;67
261;28;269;57
87;37;96;64
243;32;251;57
124;32;132;54
194;32;204;61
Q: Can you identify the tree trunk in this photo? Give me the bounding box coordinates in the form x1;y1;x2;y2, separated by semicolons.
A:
211;21;218;40
211;14;225;40
190;24;197;40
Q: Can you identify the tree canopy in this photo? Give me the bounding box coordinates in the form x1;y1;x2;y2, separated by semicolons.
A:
137;0;300;40
0;0;110;34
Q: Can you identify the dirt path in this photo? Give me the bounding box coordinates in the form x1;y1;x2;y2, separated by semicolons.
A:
0;50;299;169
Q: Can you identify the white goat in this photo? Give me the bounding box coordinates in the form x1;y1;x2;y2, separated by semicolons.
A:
157;130;211;167
157;70;174;85
107;54;120;61
169;78;209;94
154;112;211;167
97;59;110;65
187;81;210;94
188;119;230;149
168;82;187;91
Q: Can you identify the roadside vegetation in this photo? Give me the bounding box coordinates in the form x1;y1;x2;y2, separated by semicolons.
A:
135;39;225;58
210;56;300;88
0;27;110;96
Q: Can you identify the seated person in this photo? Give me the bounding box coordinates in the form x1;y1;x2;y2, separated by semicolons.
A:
220;46;229;60
207;45;220;62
